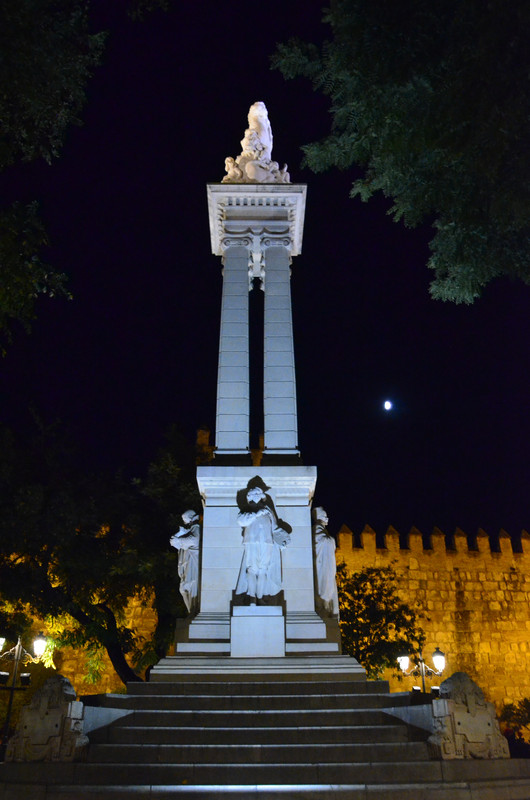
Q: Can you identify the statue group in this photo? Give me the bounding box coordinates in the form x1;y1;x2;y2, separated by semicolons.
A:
170;481;339;617
222;102;290;185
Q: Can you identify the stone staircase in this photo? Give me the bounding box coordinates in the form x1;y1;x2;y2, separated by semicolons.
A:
2;675;530;799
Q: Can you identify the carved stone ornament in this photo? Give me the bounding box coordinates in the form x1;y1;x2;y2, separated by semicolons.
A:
220;229;293;291
427;672;510;760
222;102;291;185
6;675;89;762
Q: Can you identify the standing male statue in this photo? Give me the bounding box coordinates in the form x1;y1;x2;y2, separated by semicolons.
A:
235;478;291;604
312;506;339;617
169;510;201;615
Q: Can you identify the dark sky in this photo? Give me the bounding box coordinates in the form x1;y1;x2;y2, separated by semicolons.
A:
1;1;529;537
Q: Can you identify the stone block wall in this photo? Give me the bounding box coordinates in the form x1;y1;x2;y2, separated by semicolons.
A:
337;525;530;709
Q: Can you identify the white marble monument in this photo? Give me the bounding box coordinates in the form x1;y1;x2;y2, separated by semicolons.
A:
152;103;364;679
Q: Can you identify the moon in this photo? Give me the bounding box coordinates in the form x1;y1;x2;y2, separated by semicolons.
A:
383;400;393;411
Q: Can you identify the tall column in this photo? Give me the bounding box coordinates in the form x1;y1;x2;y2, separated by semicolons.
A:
215;244;250;455
208;184;306;461
263;244;299;456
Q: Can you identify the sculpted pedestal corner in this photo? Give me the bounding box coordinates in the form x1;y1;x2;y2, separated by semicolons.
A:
428;672;510;760
6;676;88;763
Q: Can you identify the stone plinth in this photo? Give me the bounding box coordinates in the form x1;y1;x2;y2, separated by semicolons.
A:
230;607;285;657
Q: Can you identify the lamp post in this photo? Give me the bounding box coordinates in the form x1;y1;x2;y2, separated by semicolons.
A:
397;646;446;693
0;633;47;759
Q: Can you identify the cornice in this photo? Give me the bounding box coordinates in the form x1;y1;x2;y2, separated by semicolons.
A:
207;184;307;258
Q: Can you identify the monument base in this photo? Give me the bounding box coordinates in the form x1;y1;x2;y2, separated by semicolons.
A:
230;607;285;657
150;654;366;682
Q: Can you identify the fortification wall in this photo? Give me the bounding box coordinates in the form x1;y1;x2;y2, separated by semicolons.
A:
337;525;530;709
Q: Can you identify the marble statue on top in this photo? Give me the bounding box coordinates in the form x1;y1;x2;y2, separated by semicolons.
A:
222;102;290;185
170;509;201;615
428;672;509;760
235;477;291;604
312;506;339;617
5;675;88;762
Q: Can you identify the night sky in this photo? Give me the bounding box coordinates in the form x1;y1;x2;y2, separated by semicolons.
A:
1;1;529;538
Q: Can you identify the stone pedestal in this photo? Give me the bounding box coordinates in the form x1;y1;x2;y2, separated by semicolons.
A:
230;607;285;657
166;465;350;661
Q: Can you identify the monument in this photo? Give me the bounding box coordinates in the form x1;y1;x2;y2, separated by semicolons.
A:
152;102;364;679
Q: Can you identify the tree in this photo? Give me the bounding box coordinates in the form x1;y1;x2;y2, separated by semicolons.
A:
499;698;530;757
0;203;70;354
273;0;530;303
0;421;200;686
336;561;425;678
500;698;530;739
0;0;105;346
0;1;105;170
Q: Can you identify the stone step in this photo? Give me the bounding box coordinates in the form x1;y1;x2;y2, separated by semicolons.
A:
125;678;390;696
89;723;411;746
0;759;454;786
90;691;403;711
24;778;530;800
176;642;230;654
285;641;339;653
112;707;397;728
86;741;430;764
7;757;530;788
149;655;366;681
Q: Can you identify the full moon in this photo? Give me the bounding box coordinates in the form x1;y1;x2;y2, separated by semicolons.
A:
383;400;393;411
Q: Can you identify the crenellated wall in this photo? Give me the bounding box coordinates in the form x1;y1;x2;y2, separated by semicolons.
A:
337;525;530;709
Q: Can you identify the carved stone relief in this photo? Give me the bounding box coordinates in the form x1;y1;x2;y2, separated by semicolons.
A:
427;672;510;759
6;675;88;762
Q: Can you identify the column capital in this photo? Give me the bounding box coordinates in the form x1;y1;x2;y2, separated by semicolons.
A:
207;184;307;258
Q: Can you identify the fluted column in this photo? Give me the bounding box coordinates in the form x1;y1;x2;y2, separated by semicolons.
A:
263;245;299;456
215;245;250;455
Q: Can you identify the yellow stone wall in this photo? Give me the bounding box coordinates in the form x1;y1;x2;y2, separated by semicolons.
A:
337;525;530;709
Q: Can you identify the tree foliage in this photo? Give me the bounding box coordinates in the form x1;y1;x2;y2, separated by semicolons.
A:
499;698;530;757
0;203;70;353
0;421;200;686
0;0;105;169
500;698;530;738
0;0;105;345
336;561;425;678
273;0;530;303
127;0;171;21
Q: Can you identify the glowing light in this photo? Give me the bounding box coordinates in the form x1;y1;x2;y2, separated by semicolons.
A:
383;400;393;411
33;632;47;659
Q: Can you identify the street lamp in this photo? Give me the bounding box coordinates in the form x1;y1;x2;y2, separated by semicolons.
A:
0;633;48;759
397;646;446;693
